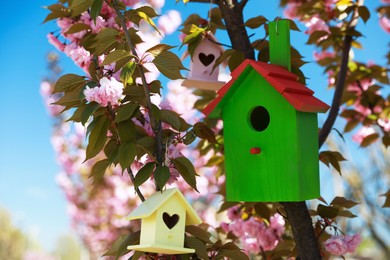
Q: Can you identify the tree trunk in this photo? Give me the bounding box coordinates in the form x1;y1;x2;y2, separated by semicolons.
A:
281;202;322;259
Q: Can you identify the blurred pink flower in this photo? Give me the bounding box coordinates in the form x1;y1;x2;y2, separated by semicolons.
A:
258;228;279;251
227;205;241;221
243;237;260;254
313;50;335;62
304;16;330;35
47;33;65;52
270;213;285;236
378;118;390;131
84;77;124;107
147;0;165;9
158;10;182;35
344;234;361;253
381;0;390;3
324;236;348;256
243;218;264;237
379;16;390;33
283;3;301;19
324;234;361;256
352;126;376;144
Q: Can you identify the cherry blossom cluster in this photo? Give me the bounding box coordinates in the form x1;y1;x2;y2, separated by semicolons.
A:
84;77;124;107
324;234;361;256
221;205;285;255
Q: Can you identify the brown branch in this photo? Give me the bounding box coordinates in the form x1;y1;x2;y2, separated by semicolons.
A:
281;202;322;260
318;35;352;148
127;167;146;202
217;0;255;59
110;0;165;191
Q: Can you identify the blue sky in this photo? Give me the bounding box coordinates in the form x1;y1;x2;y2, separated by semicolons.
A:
0;0;388;253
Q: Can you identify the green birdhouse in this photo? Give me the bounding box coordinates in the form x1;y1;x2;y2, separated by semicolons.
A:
203;20;329;202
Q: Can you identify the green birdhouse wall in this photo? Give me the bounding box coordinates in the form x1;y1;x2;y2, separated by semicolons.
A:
203;20;329;202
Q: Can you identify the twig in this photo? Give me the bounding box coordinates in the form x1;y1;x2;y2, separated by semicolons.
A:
318;35;352;148
127;167;146;202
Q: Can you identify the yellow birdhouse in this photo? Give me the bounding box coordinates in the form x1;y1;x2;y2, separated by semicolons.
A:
127;188;202;254
182;32;227;91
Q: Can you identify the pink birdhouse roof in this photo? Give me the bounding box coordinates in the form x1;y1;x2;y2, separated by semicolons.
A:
203;59;330;117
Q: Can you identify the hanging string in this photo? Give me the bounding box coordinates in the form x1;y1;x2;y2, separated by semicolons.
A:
207;0;213;26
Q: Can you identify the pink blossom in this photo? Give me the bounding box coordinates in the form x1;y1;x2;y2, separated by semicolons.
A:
378;118;390;131
283;3;302;19
229;219;244;237
63;43;91;72
258;228;279;251
343;234;361;253
227;205;241;221
243;237;260;254
147;0;165;9
270;213;285;236
313;50;335;62
47;33;65;52
123;0;141;6
84;77;124;107
379;16;390;34
352;126;376;144
158;10;182;35
324;236;348;256
304;16;330;35
381;0;390;3
243;218;264;237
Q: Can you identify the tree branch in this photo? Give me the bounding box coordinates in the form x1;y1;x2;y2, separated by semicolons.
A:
217;0;255;59
318;35;352;148
280;202;322;260
110;0;165;190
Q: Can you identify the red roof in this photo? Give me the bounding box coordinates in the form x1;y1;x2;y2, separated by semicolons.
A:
203;59;329;117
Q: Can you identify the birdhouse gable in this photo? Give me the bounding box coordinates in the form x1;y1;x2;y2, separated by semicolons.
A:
127;188;201;225
203;59;329;118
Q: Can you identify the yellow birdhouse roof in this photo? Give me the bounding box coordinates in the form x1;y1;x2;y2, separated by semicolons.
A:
127;188;202;225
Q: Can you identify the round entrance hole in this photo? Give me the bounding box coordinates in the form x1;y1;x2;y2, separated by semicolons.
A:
249;106;270;132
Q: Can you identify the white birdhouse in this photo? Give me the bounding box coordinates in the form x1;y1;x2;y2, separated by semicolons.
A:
127;188;202;254
182;32;226;91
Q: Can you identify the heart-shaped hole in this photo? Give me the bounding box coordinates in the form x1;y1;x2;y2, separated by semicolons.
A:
162;212;179;229
199;53;215;67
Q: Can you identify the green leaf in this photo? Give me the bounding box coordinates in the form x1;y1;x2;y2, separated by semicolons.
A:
53;87;84;107
337;210;357;218
101;49;133;66
135;6;159;18
145;44;176;57
137;11;160;34
154;166;171;190
153;51;187;80
104;231;140;258
185;236;209;260
244;16;268;29
381;189;390;208
65;23;91;34
86;116;109;161
182;25;205;46
117;120;136;142
118;142;137;170
330;197;359;209
218;249;249;260
70;0;94;17
161;109;182;131
104;139;119;163
360;133;379;147
54;74;86;93
90;0;104;22
91;28;119;55
319;150;347;175
116;103;139;123
317;204;339;219
120;61;137;85
172;157;198;191
193;122;217;143
89;159;110;185
228;50;245;71
185;225;212;244
81;102;100;125
134;162;155;187
358;6;370;23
